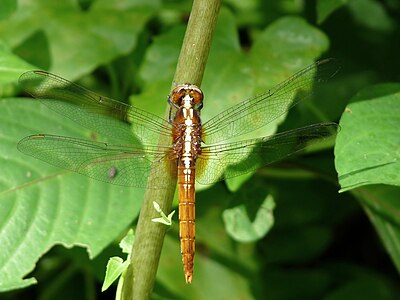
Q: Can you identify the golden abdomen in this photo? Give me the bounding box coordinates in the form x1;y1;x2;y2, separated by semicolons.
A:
177;159;196;283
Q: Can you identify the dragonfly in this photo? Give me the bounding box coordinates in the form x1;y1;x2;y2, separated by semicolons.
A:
18;58;339;283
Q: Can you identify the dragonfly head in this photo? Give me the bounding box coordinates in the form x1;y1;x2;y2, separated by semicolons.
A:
170;84;203;109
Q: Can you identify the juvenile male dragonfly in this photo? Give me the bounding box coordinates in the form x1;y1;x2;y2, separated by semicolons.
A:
18;58;339;283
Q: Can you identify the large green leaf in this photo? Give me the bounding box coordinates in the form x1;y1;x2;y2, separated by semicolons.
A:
249;16;330;89
335;84;400;274
202;15;331;143
218;15;330;190
0;99;144;291
0;0;159;79
335;84;400;191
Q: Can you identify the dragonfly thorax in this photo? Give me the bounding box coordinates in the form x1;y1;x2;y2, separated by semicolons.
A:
171;106;202;160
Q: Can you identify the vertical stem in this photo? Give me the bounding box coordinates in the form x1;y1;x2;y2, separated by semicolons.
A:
122;0;220;299
173;0;221;86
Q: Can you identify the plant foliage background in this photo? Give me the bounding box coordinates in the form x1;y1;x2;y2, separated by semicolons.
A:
0;0;400;299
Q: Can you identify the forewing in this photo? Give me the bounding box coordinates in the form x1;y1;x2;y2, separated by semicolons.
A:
17;134;174;188
19;71;172;145
202;59;340;144
196;123;338;184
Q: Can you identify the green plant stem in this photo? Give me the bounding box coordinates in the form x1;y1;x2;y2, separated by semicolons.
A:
121;1;220;299
173;0;221;86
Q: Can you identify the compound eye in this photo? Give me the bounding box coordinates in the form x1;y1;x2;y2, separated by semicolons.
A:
170;86;186;105
190;87;204;105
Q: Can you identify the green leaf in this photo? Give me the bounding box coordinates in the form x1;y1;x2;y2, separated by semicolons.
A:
119;229;135;255
151;201;175;226
0;0;160;79
102;256;130;292
102;229;135;294
249;16;329;99
226;16;330;188
335;84;400;274
335;85;400;192
317;0;348;24
0;99;143;291
223;191;275;243
201;8;252;127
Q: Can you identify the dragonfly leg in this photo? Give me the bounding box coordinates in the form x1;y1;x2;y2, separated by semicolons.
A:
168;96;180;124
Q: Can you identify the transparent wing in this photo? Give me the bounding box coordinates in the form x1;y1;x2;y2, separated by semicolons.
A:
202;58;340;144
17;134;175;188
19;71;172;145
196;123;338;184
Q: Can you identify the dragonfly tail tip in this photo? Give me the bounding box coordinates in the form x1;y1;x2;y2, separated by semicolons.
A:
185;273;193;284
